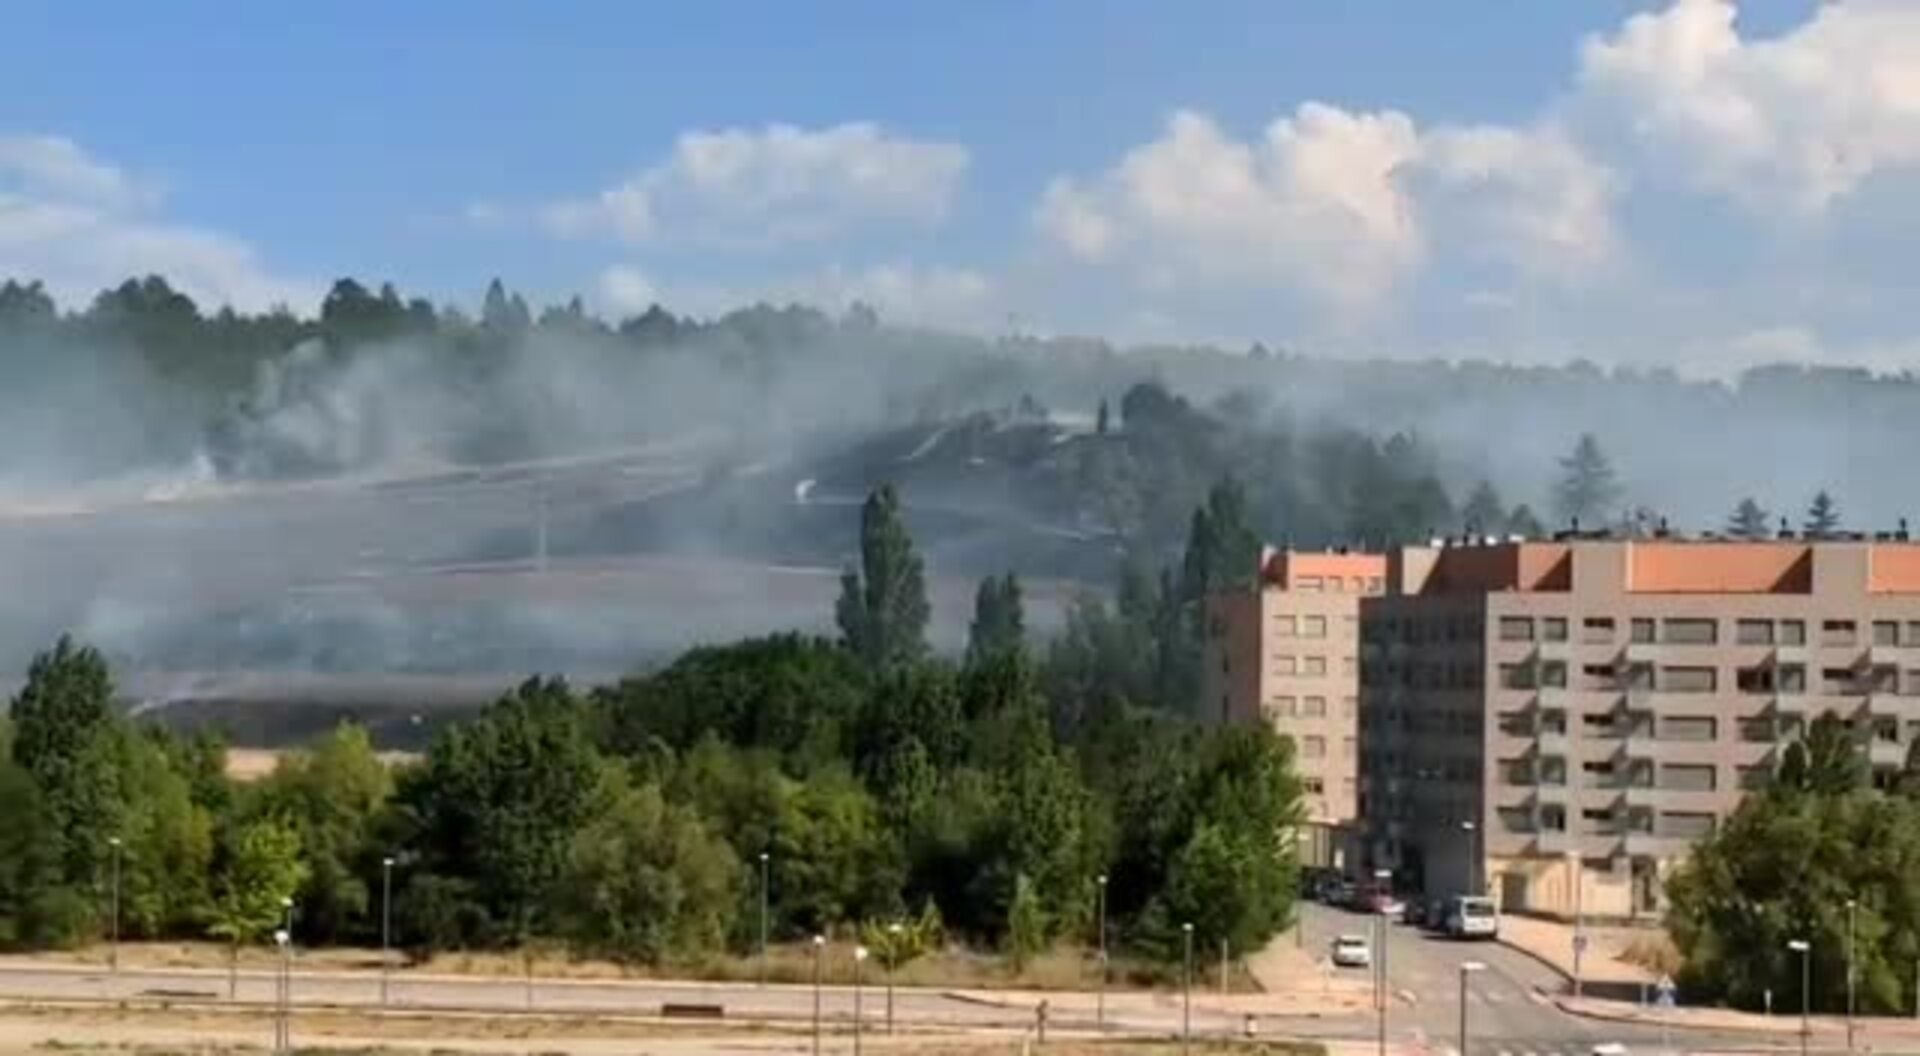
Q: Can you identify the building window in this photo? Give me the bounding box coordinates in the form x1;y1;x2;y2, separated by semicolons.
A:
1659;764;1717;792
1328;577;1345;593
1735;665;1776;693
1499;616;1535;642
1344;736;1357;757
1583;617;1616;644
1823;620;1858;647
1303;615;1328;639
1543;617;1569;643
1499;663;1538;690
1541;660;1569;689
1540;805;1567;832
1737;717;1774;742
1780;620;1807;646
1822;667;1861;695
1736;619;1775;646
1581;808;1619;835
1303;736;1326;758
1582;712;1620;737
1875;620;1901;646
1303;777;1325;794
1539;756;1567;786
1663;618;1718;645
1658;716;1718;742
1303;655;1327;676
1274;615;1297;637
1498;807;1535;833
1273;655;1297;674
1581;759;1615;780
1631;618;1657;644
1304;696;1328;717
1367;576;1384;593
1272;696;1297;717
1908;622;1920;647
1296;576;1323;592
1778;664;1807;694
1660;666;1718;693
1659;812;1716;839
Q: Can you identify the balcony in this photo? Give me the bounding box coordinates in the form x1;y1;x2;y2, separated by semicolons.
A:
1534;830;1575;854
1869;643;1908;667
1621;831;1688;858
1870;739;1907;767
1535;728;1569;754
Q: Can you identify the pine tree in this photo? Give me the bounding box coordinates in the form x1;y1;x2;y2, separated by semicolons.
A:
1460;480;1507;536
1804;491;1842;539
1726;498;1771;540
1095;399;1110;436
1507;504;1546;539
966;572;1026;669
1552;434;1622;528
835;485;931;670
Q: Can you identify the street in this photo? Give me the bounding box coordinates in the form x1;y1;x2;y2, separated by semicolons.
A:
1296;903;1783;1056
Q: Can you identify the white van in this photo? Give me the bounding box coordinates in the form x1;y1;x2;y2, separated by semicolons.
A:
1445;895;1498;939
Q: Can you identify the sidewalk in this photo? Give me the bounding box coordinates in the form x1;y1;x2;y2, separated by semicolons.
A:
1558;992;1920;1047
1244;930;1372;1016
1496;914;1658;989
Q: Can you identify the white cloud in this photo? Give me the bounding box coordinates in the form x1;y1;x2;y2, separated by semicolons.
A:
0;135;313;312
595;264;661;317
545;122;969;249
1035;105;1617;314
1576;0;1920;213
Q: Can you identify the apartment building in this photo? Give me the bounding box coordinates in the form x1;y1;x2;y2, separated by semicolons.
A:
1360;535;1920;919
1202;548;1387;868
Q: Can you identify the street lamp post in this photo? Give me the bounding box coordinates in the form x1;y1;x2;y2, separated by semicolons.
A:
1847;898;1858;1053
1460;820;1480;895
1789;939;1811;1056
108;836;122;974
811;934;825;1056
886;922;902;1034
273;928;291;1055
1459;961;1486;1056
1182;922;1194;1055
758;852;770;989
1095;874;1108;1033
380;856;395;1007
1374;867;1392;1056
854;945;869;1056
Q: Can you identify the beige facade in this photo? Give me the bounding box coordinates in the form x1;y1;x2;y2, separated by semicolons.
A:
1360;536;1920;919
1202;549;1386;867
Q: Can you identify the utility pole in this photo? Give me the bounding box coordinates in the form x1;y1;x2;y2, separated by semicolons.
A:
853;945;867;1056
1182;922;1194;1055
1790;939;1811;1056
886;922;901;1034
1847;898;1857;1053
380;856;395;1006
811;935;825;1056
758;852;771;988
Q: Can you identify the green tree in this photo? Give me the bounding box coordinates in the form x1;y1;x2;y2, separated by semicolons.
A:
1726;498;1772;540
835;485;931;670
0;757;70;948
9;636;122;886
112;729;215;937
966;572;1026;670
1507;504;1546;539
1774;712;1866;795
253;723;393;943
1804;490;1842;539
207;816;308;996
557;781;740;964
1004;873;1047;970
770;768;905;933
1460;480;1508;536
403;678;616;945
1553;434;1622;528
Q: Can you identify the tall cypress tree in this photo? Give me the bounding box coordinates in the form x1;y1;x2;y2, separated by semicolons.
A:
836;485;931;670
966;572;1025;670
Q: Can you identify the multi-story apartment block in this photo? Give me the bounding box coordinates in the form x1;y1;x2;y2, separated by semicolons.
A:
1360;535;1920;918
1202;547;1387;868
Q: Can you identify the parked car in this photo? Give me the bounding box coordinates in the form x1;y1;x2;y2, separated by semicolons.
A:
1331;934;1372;968
1400;897;1427;925
1444;895;1500;939
1327;878;1357;907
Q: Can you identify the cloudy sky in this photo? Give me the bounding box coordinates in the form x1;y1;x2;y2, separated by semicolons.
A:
3;0;1917;372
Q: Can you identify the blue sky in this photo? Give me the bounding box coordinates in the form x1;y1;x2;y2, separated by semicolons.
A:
8;0;1917;374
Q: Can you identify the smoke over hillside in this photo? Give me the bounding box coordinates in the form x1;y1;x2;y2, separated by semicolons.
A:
0;274;1916;697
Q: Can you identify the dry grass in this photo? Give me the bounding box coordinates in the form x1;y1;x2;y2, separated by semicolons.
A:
40;940;1257;995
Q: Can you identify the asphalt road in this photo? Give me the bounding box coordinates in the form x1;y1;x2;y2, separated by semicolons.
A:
1298;902;1787;1056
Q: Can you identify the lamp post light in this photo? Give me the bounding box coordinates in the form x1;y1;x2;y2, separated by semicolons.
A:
380;856;395;1007
1182;922;1194;1055
108;836;122;974
1459;961;1486;1056
1847;898;1858;1053
1095;874;1109;1033
853;945;868;1056
1460;820;1480;895
811;934;825;1056
1789;939;1811;1056
1373;867;1392;1056
758;852;770;989
886;922;902;1034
